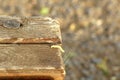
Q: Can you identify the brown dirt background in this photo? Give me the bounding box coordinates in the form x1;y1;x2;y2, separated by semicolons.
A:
0;0;120;80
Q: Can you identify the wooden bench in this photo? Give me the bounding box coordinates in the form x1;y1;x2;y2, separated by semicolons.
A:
0;16;65;80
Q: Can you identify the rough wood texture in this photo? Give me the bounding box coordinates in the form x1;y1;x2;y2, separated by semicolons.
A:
0;16;61;44
0;16;65;80
0;44;65;80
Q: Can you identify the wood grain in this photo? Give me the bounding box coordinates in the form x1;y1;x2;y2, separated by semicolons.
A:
0;16;61;44
0;44;64;80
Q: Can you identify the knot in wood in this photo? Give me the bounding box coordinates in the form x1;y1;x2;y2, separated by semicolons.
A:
3;20;21;28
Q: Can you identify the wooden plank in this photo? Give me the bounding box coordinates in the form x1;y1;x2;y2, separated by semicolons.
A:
0;16;61;44
0;44;65;80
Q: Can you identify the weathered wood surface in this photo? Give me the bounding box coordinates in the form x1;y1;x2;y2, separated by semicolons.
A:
0;44;64;80
0;16;65;80
0;16;61;44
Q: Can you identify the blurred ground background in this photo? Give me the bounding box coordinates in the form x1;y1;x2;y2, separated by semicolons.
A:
0;0;120;80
